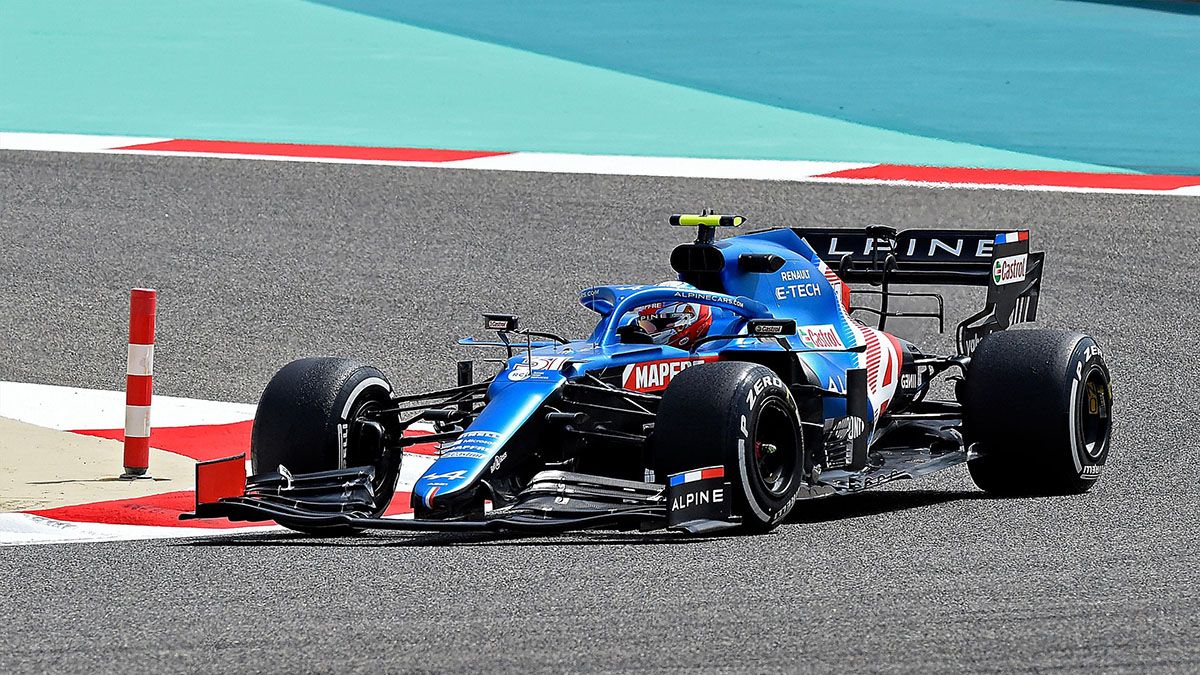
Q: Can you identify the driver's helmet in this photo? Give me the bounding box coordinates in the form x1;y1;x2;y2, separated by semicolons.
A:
634;302;713;348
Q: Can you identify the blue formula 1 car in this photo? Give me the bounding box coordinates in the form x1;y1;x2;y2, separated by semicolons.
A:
187;214;1113;535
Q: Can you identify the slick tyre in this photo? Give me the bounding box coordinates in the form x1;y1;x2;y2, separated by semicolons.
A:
654;361;804;533
251;357;394;475
964;330;1112;495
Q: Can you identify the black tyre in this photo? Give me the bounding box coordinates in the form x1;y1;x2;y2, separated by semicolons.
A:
964;329;1112;495
251;357;394;475
654;361;804;532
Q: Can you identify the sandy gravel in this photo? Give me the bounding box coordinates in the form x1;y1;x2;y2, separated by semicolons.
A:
0;416;193;511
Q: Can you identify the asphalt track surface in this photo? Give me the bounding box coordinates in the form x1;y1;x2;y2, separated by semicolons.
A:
2;150;1198;673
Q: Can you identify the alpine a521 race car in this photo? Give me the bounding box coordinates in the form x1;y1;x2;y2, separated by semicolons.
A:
187;215;1113;535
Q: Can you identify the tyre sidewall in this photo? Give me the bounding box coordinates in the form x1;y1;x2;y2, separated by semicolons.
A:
251;358;393;475
1062;337;1112;485
334;373;393;468
965;330;1113;495
733;372;803;527
654;362;804;531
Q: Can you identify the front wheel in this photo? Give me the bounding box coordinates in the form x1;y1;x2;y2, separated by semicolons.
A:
653;361;805;532
964;329;1113;495
251;357;394;477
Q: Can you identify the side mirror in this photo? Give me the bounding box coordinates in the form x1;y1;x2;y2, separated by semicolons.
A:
483;313;520;332
747;319;797;337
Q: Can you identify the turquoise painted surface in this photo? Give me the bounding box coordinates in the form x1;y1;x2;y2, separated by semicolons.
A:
318;0;1200;174
2;1;1190;172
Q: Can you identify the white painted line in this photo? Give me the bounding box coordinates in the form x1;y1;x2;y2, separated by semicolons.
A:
0;381;256;430
801;176;1200;196
0;131;166;152
453;151;869;181
396;453;436;492
86;146;866;180
0;513;281;546
0;511;424;547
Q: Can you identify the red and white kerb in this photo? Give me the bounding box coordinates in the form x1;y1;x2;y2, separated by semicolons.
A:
123;288;156;476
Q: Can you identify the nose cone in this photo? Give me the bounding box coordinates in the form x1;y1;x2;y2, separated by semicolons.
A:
412;372;564;513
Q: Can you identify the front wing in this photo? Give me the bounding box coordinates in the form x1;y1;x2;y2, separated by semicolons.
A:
182;455;739;536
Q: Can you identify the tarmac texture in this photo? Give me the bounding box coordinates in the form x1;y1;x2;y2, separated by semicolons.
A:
1;150;1198;672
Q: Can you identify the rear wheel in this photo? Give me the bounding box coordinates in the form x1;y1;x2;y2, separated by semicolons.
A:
654;361;804;532
964;329;1113;495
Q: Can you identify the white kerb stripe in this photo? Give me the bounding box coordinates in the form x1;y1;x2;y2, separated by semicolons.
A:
127;343;155;376
124;405;151;438
0;131;167;152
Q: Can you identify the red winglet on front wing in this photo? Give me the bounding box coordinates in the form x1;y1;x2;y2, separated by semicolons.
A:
194;454;247;510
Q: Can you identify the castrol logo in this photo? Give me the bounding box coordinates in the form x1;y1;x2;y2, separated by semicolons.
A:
992;253;1028;285
798;324;845;350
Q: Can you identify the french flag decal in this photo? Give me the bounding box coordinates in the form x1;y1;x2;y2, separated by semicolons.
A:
995;231;1030;244
668;466;725;487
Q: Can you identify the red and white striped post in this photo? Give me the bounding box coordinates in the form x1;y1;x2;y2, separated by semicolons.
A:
121;288;156;479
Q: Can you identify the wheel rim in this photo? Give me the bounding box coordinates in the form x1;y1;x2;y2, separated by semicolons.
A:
752;399;800;497
343;392;390;468
1079;369;1112;460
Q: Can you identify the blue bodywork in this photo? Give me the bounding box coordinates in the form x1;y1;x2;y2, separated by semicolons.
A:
413;229;886;509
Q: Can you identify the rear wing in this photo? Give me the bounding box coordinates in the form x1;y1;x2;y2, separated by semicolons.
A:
800;226;1005;285
796;226;1044;355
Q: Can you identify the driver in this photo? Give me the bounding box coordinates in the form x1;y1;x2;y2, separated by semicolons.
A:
633;302;713;348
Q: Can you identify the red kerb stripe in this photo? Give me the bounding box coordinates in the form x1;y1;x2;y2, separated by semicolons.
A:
73;421;440;462
402;428;440;456
26;489;413;528
116;139;510;163
817;164;1200;191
